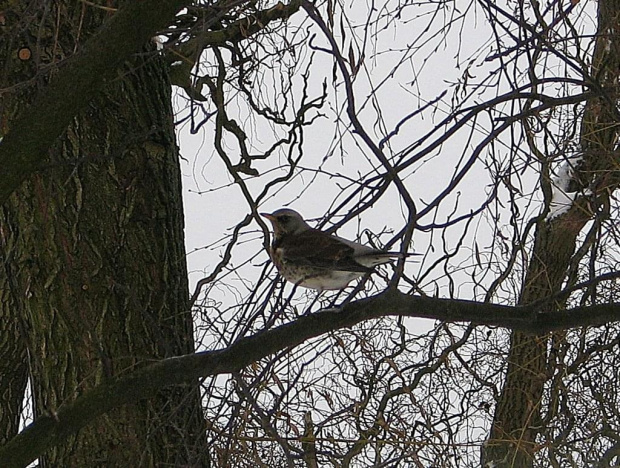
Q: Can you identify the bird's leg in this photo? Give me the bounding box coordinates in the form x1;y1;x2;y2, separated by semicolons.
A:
337;273;373;308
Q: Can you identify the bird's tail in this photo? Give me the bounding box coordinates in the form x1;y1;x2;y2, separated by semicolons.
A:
359;251;420;267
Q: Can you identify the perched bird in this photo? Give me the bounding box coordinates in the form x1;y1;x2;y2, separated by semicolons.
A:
262;208;405;291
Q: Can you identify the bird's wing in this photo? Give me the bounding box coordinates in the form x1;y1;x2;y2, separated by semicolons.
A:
279;230;374;273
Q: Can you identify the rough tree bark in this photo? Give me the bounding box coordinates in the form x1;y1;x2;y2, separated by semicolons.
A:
482;1;620;466
0;2;207;465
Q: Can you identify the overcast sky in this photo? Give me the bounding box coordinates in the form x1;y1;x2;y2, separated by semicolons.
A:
174;1;594;314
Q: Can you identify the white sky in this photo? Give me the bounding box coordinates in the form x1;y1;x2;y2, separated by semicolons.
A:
177;2;501;302
174;1;598;319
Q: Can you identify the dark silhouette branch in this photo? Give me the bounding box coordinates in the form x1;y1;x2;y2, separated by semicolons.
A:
2;289;620;467
167;0;303;99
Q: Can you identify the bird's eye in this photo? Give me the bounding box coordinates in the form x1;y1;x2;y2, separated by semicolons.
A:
278;215;290;223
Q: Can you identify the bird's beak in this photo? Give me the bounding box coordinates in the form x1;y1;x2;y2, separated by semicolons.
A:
261;213;275;221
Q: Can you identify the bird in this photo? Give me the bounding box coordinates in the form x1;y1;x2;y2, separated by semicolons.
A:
261;208;405;291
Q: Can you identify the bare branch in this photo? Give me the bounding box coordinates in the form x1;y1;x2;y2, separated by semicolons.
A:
4;284;620;467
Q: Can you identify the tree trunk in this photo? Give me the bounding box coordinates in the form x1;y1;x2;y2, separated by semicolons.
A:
482;219;587;466
482;1;620;466
0;3;207;466
0;278;28;445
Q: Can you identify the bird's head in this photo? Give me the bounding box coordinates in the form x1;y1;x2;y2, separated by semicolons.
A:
261;209;311;237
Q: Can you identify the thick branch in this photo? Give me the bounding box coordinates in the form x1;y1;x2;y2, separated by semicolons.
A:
177;0;302;52
167;0;302;97
2;290;619;467
0;0;190;204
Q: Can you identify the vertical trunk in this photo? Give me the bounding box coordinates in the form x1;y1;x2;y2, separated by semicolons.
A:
0;289;28;444
482;218;588;466
482;1;620;466
0;3;207;465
